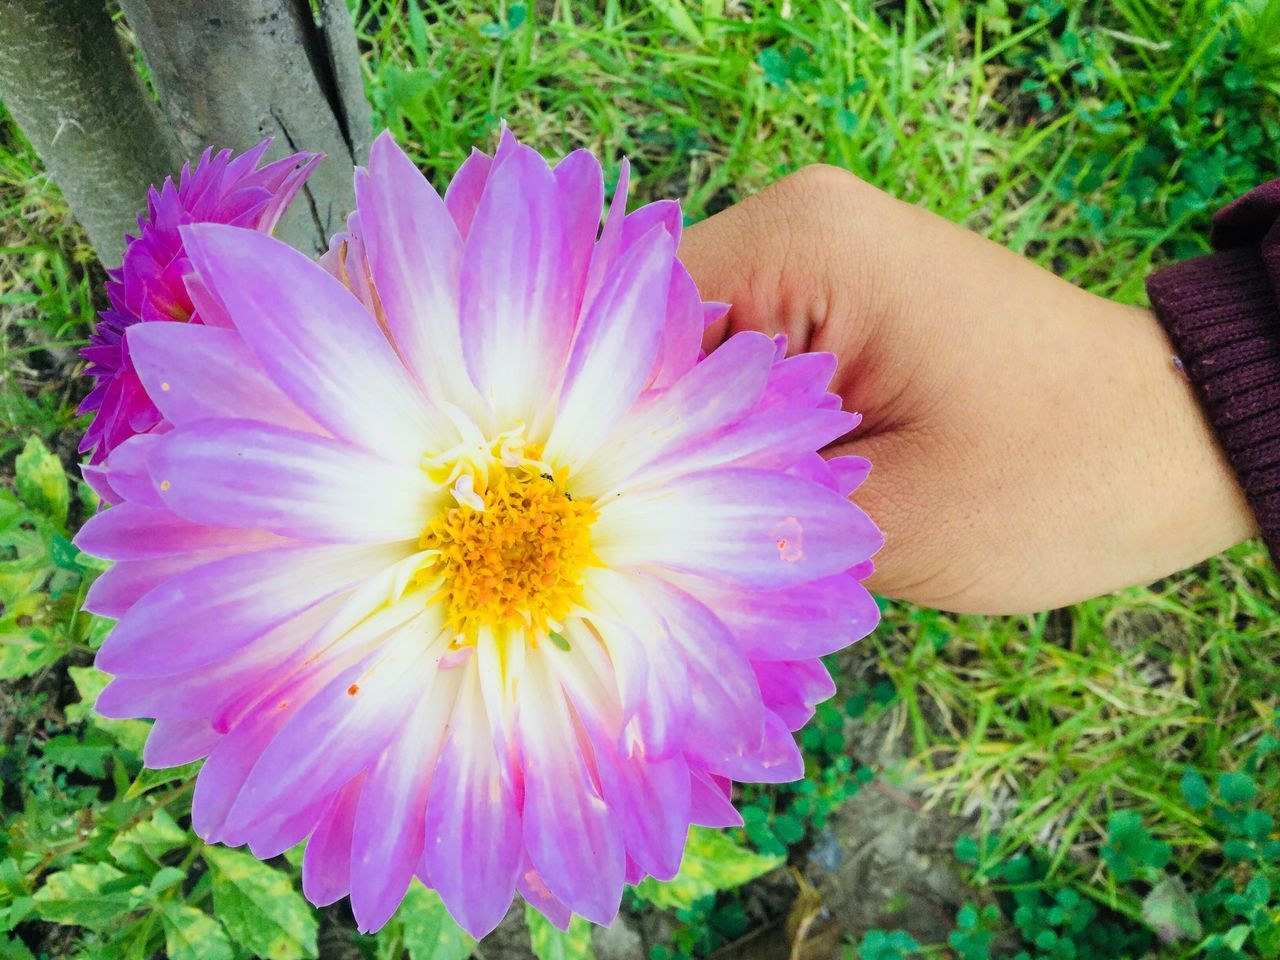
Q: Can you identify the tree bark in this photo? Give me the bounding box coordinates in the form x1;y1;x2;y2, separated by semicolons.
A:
0;0;183;266
116;0;373;256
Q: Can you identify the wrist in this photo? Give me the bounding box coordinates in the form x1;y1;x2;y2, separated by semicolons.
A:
1089;301;1257;584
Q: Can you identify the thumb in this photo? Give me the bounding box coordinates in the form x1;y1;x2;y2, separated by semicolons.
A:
677;165;892;362
677;166;840;354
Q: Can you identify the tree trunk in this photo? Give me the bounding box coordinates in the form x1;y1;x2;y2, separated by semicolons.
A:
116;0;373;256
0;0;184;266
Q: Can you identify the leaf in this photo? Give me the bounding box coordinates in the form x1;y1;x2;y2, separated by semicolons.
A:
396;881;474;960
43;728;115;777
1179;769;1211;810
634;827;782;910
124;760;201;800
15;436;69;528
0;629;64;681
203;846;317;960
1100;811;1169;882
1222;839;1256;862
161;903;234;960
67;665;149;753
107;911;164;960
109;809;189;871
1244;809;1274;842
0;936;35;960
526;903;595;960
1219;771;1258;805
1142;875;1202;944
648;0;702;45
32;863;141;930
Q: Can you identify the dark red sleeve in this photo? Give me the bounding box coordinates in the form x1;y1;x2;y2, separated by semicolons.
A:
1146;181;1280;557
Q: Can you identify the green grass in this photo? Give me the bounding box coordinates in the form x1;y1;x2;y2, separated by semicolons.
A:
3;1;1280;957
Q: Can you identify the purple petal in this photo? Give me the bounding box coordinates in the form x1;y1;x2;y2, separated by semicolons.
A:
594;469;883;589
180;223;448;459
708;712;804;783
689;772;742;828
687;572;880;660
517;859;573;931
648;261;705;390
829;455;872;495
594;743;690;881
422;667;520;940
518;654;624;926
75;503;278;561
443;148;493;239
303;776;364;907
144;717;220;767
83;549;244;620
545;224;673;470
553;149;605;314
459;145;574;423
96;597;343;721
572;330;777;496
223;628;438;841
357;133;470;403
96;542;406;677
128;322;317;431
635;575;765;772
149;420;434;543
349;668;457;933
754;658;836;730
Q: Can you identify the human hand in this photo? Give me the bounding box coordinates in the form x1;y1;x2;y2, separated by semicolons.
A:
679;166;1257;614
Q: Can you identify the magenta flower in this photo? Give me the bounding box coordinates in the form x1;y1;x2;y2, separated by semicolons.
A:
76;131;882;938
78;140;319;465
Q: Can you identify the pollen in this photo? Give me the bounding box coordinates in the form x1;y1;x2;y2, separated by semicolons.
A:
417;460;597;643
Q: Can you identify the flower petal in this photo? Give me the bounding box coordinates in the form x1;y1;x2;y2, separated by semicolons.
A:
553;149;604;313
708;711;804;784
83;549;242;620
144;717;219;767
180;222;451;458
458;145;574;427
443;148;493;239
422;665;521;940
302;776;364;907
684;572;880;660
357;133;475;407
594;469;883;589
594;743;690;881
689;772;742;828
519;653;624;926
572;331;776;496
95;597;344;720
545;224;673;471
96;541;409;677
150;420;438;544
350;666;460;933
517;859;573;931
128;322;317;431
632;575;765;772
754;658;836;730
223;619;442;841
75;503;278;561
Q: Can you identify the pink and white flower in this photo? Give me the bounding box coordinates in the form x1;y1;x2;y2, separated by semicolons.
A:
77;131;881;937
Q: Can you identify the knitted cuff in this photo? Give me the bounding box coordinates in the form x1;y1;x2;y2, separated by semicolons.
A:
1146;188;1280;558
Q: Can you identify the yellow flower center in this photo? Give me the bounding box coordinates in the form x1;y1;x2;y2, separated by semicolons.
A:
418;461;596;643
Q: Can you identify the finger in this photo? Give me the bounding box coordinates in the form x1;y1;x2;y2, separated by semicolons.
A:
678;165;880;355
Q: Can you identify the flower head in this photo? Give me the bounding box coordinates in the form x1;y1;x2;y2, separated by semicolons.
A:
77;131;882;938
78;140;319;465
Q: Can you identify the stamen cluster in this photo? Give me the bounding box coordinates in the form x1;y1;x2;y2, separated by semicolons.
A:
419;464;596;642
